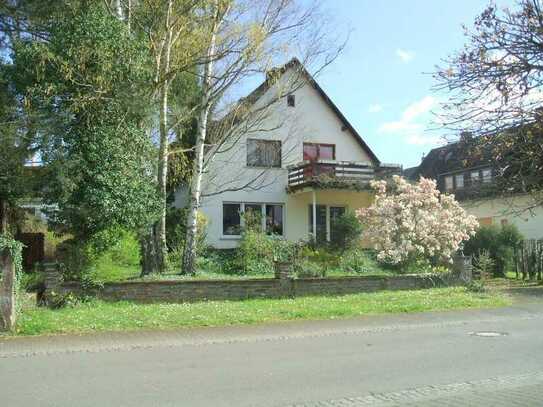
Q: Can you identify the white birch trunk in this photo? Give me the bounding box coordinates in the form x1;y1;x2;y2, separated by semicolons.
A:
155;0;174;273
182;5;221;274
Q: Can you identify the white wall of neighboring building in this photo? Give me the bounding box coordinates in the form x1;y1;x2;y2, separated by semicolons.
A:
462;195;543;239
194;67;375;249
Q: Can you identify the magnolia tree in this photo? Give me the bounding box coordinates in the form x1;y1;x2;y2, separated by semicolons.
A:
356;176;478;266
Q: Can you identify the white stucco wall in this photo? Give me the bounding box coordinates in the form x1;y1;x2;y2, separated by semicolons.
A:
462;195;543;239
193;67;375;248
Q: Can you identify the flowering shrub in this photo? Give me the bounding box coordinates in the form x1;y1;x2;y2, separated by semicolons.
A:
356;176;478;266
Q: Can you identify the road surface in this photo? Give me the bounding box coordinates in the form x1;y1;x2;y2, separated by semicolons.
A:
1;290;542;406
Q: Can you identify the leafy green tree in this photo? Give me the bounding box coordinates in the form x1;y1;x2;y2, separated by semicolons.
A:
463;224;523;277
14;5;159;246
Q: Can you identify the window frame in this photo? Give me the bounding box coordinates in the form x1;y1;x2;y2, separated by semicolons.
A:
482;168;492;183
222;203;242;237
471;170;481;184
287;94;295;107
246;138;282;168
303;142;336;161
308;204;346;242
444;175;454;191
454;173;464;189
222;202;285;238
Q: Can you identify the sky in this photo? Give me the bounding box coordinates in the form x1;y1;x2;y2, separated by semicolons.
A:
311;0;514;169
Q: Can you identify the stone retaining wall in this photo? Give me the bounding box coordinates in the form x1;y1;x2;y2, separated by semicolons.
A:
43;255;472;304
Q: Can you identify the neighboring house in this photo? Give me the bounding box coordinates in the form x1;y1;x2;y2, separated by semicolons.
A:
406;142;543;239
177;59;400;249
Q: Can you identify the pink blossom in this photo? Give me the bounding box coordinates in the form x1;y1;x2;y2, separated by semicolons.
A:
357;176;479;265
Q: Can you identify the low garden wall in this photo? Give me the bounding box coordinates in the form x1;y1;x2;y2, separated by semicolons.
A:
42;256;472;304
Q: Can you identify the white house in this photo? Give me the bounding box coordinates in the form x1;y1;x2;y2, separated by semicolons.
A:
405;143;543;239
178;59;399;249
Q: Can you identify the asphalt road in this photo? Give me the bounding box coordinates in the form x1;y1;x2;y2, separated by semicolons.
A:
1;293;543;406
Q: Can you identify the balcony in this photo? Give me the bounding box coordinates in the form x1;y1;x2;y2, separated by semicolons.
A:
286;160;401;193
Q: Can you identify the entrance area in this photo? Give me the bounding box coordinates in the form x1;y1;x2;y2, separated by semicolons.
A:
308;204;345;243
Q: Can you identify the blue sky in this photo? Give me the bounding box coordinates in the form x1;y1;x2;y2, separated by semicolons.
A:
313;0;513;168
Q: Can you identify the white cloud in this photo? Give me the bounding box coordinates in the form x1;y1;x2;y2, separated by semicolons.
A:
368;104;383;113
378;96;442;146
396;48;415;63
405;134;445;146
401;96;435;121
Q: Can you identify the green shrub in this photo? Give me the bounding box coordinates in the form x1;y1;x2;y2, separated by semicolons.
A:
294;258;326;278
339;248;377;273
107;230;140;266
166;207;208;253
474;249;495;280
19;271;45;292
236;230;298;275
330;210;363;251
236;230;274;274
57;228;141;282
464;224;523;276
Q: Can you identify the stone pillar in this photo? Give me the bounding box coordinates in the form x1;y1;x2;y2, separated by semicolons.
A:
0;251;16;332
275;261;294;297
452;254;473;284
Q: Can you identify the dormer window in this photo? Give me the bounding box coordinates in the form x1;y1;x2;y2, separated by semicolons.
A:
287;94;295;107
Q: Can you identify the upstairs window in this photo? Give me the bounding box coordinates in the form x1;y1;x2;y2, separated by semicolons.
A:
287;94;295;107
247;139;281;168
471;171;480;183
303;143;335;161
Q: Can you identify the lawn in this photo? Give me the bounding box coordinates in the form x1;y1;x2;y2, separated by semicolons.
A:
11;287;511;336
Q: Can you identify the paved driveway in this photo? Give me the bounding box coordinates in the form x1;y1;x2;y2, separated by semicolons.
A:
1;290;542;406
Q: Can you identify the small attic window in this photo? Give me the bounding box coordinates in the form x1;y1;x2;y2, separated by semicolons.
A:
287;94;295;107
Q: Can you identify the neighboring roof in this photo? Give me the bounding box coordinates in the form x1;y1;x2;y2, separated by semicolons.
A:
242;58;381;165
407;141;492;181
402;166;419;180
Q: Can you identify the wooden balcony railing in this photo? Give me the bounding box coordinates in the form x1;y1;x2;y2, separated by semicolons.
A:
286;160;400;192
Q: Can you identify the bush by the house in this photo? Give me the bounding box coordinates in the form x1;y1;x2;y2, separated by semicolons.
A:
329;210;363;251
236;229;298;275
463;224;523;277
338;248;381;274
357;175;479;269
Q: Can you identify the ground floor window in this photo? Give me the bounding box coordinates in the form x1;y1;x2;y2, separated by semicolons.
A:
308;205;345;243
222;202;284;236
223;203;242;236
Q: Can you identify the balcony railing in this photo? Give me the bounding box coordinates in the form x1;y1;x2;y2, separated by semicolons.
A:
287;160;401;192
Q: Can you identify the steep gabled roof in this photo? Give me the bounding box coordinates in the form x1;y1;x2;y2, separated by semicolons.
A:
407;140;493;181
243;58;381;165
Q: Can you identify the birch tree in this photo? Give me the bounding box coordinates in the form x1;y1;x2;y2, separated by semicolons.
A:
182;0;345;274
121;0;204;275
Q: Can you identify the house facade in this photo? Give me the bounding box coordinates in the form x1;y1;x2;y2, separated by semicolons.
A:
406;142;543;239
179;59;399;249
